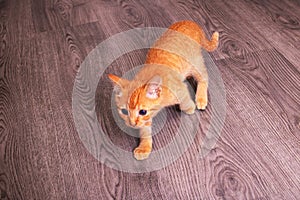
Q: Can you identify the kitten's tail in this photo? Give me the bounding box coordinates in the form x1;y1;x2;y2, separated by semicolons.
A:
201;32;219;52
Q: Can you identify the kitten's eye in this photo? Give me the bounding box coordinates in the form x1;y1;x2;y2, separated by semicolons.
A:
139;109;147;116
121;109;128;115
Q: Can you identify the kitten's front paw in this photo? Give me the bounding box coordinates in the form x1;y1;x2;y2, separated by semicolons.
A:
196;97;207;110
183;105;195;115
134;147;151;160
181;101;196;115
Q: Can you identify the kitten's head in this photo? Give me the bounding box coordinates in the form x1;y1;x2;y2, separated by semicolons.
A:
108;74;162;128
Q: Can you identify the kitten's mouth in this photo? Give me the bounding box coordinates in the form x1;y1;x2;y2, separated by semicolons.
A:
126;122;142;129
130;125;140;129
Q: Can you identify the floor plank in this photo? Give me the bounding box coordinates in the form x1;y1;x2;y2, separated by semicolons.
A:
1;0;300;199
214;49;300;198
226;0;300;68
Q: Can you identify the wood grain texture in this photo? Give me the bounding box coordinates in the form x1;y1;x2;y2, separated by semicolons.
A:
1;0;300;199
224;0;300;69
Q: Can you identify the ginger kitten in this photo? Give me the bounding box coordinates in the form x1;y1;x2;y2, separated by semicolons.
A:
108;20;219;160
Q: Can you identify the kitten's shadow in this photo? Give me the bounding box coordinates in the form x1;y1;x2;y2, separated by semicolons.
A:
173;77;197;112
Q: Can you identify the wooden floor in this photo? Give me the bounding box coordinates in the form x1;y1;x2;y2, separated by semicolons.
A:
1;0;300;199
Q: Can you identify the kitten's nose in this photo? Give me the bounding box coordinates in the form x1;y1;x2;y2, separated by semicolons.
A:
129;119;137;127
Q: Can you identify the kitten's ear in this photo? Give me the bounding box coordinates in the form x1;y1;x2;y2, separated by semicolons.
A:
108;74;128;97
108;74;122;86
146;75;162;99
108;74;130;86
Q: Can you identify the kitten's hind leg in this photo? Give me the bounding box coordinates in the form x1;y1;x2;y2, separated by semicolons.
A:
192;68;208;110
177;84;196;115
